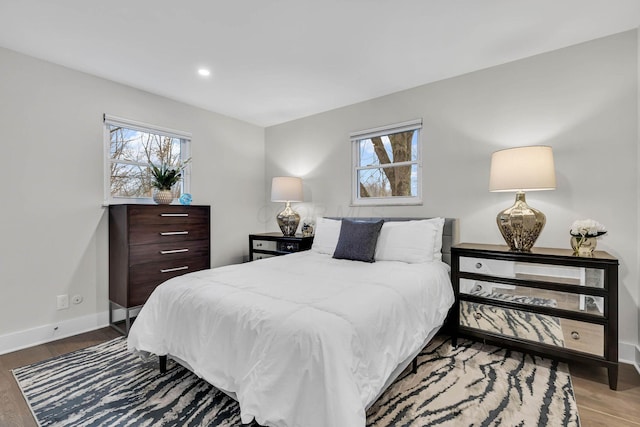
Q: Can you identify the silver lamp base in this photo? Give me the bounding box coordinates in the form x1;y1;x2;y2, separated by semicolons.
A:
276;201;300;237
496;192;545;252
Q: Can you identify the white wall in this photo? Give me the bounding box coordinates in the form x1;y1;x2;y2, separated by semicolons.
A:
637;28;640;367
0;47;265;351
266;31;640;356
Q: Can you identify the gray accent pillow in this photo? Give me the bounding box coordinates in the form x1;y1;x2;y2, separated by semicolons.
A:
332;219;384;263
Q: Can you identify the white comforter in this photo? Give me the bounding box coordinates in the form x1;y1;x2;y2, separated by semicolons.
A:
127;251;454;427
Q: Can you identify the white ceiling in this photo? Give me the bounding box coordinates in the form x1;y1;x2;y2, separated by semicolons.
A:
1;1;639;127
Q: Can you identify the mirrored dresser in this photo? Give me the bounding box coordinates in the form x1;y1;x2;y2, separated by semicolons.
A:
451;243;619;390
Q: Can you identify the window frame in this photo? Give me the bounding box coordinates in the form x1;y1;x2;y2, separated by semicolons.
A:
350;119;423;206
103;114;192;205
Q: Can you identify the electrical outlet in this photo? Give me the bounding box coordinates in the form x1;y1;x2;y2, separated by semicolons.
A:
56;294;69;310
71;294;83;305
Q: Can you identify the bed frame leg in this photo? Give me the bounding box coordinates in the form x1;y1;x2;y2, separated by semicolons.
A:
159;355;167;374
411;358;417;374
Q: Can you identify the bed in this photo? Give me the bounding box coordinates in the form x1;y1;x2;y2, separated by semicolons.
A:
127;217;457;427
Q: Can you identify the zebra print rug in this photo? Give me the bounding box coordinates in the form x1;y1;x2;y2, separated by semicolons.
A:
13;336;579;426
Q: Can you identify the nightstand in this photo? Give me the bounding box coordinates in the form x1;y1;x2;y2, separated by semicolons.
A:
451;243;619;390
249;232;314;261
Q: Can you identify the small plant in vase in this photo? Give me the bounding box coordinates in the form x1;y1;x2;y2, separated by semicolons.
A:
569;219;607;256
150;159;190;204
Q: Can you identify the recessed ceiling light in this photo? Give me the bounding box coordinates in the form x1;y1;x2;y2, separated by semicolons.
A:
197;68;211;77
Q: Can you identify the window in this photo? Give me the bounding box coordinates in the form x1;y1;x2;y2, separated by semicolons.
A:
351;119;422;206
103;114;191;204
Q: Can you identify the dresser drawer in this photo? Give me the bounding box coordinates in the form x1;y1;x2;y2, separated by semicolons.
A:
460;301;565;348
129;222;209;245
278;241;301;252
252;239;278;251
459;256;515;277
459;279;604;316
129;239;210;265
560;318;604;357
127;205;210;226
129;255;210;288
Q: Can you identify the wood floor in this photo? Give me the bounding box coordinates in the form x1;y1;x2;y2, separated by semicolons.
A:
1;328;639;426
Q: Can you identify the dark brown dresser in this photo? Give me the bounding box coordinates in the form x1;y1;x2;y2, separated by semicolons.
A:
109;204;210;334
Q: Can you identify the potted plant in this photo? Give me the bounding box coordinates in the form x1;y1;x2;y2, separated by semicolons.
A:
150;159;190;204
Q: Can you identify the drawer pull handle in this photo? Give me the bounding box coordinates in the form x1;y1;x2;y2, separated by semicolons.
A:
571;331;580;340
473;312;482;320
160;249;189;254
475;262;483;269
161;213;189;217
160;231;189;236
256;243;262;247
160;266;189;273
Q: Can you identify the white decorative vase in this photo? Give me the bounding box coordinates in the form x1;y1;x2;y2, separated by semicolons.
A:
153;189;173;205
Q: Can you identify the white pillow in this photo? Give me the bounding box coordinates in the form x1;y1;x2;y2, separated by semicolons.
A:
375;218;445;263
431;217;445;261
310;217;342;255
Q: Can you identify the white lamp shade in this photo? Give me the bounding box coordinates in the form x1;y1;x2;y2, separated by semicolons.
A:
489;146;556;192
271;176;303;202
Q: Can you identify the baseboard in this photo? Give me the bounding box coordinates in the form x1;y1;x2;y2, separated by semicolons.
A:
0;312;110;356
618;341;640;374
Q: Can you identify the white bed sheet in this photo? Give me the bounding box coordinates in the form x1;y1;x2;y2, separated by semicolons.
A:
127;251;454;427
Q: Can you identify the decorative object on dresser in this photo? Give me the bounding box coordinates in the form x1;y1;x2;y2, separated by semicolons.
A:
249;232;313;261
271;176;303;236
489;146;556;251
109;204;210;334
301;218;315;237
570;219;607;256
179;192;192;205
451;243;619;389
150;158;191;204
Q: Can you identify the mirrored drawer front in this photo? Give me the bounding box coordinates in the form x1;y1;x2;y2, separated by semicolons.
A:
278;241;300;252
460;301;604;356
252;240;277;251
459;256;604;289
460;279;604;316
459;257;516;277
253;253;277;260
560;318;604;357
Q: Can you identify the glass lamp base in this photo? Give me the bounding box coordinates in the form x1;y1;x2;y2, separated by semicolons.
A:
276;202;300;236
496;192;545;252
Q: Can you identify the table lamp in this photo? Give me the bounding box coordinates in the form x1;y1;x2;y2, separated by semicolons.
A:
489;146;556;251
271;176;303;236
